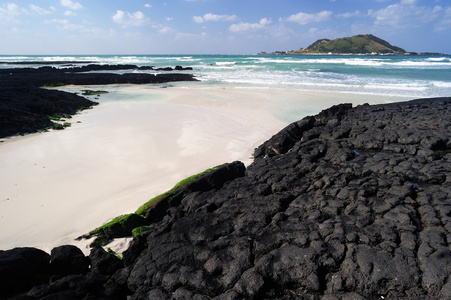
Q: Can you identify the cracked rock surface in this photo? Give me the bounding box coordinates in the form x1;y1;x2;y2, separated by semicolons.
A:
2;97;451;299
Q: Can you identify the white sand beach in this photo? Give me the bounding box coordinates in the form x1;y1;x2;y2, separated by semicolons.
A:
0;84;410;254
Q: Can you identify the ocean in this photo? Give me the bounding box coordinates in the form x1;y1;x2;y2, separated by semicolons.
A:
1;54;450;98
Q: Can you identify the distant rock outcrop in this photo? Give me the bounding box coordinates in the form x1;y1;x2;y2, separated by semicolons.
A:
261;34;408;55
301;34;406;54
2;96;451;299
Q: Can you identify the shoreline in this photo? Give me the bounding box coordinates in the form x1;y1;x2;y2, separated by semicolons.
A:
0;84;411;254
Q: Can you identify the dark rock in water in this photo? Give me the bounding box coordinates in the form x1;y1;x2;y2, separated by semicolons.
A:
156;67;174;71
175;65;193;70
3;97;451;299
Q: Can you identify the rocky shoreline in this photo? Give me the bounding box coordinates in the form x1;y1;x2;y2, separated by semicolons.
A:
0;64;197;138
1;96;451;299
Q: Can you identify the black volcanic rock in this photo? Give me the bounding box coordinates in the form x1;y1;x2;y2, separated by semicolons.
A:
0;66;197;88
142;161;246;224
50;245;89;276
253;115;316;158
89;247;123;276
3;97;451;299
0;87;96;137
0;248;50;297
0;65;197;138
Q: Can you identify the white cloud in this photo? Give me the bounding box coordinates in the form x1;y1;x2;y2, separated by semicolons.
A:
193;13;237;23
158;26;174;34
151;23;175;35
192;16;203;23
337;10;362;18
64;10;76;16
229;18;272;32
3;2;20;13
46;18;84;31
285;10;333;25
435;6;451;31
369;0;443;28
1;3;56;23
0;3;21;21
112;10;149;27
45;18;104;35
174;32;198;41
28;4;51;15
60;0;83;10
145;4;152;8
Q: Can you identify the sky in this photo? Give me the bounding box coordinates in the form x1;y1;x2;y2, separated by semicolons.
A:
0;0;450;55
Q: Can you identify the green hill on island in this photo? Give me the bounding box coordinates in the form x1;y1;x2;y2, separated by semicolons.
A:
261;34;407;55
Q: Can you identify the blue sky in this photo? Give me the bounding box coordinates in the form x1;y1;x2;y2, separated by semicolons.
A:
0;0;450;54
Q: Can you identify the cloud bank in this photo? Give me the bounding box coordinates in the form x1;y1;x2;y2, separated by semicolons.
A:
112;10;149;27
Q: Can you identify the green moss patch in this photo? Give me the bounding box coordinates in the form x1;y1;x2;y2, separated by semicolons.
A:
90;236;111;248
132;226;149;237
81;90;108;96
51;121;71;130
88;213;146;240
135;163;226;216
107;248;123;260
48;113;71;121
135;193;168;217
51;122;64;130
42;83;67;88
84;163;228;247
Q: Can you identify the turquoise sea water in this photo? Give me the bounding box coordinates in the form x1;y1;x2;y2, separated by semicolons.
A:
1;54;450;98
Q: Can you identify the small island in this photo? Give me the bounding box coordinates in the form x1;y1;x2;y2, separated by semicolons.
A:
259;34;446;56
